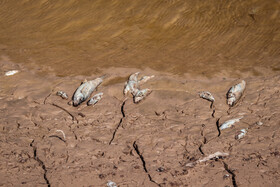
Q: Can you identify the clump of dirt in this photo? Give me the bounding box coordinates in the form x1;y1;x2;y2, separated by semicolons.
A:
0;60;279;186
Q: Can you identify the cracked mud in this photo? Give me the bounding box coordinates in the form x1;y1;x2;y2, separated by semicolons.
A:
109;99;127;145
30;140;51;187
223;161;237;187
133;141;160;186
0;60;280;186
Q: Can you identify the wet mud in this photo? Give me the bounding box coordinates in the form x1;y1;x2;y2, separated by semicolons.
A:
1;59;279;186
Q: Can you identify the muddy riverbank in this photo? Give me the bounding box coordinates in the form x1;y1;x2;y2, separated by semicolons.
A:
0;59;279;186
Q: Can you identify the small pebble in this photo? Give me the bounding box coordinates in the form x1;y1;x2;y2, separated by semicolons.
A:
156;167;165;172
107;180;117;187
223;174;230;179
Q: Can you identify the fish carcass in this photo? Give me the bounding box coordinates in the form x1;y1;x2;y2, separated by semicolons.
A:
133;89;152;103
219;117;243;130
227;80;246;107
235;129;247;140
123;72;140;96
199;91;215;103
87;92;103;106
186;152;229;167
124;72;154;103
73;76;104;106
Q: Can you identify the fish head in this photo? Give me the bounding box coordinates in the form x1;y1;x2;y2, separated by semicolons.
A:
123;82;130;95
133;89;152;103
227;98;235;106
95;78;103;84
133;95;143;103
73;95;84;106
129;72;140;82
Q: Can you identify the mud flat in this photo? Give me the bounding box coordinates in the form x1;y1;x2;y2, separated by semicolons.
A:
0;59;280;186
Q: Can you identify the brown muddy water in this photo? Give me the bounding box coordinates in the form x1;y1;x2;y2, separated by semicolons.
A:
0;0;280;77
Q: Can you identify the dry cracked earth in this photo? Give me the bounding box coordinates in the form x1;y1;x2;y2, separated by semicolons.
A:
0;60;280;187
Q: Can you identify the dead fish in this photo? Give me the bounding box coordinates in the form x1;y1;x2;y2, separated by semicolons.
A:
199;91;215;102
87;92;103;106
124;73;155;96
123;72;139;95
220;117;243;130
186;151;229;167
73;76;104;106
124;72;140;96
124;72;154;103
235;129;247;140
133;89;152;103
227;80;246;107
56;91;68;99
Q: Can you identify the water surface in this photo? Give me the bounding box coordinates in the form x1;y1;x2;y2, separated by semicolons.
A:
0;0;280;77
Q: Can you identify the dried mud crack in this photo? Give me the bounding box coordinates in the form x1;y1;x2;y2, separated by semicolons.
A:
133;141;161;187
199;125;206;155
223;161;237;187
216;118;221;137
198;144;204;155
30;140;51;187
109;99;126;145
211;107;215;118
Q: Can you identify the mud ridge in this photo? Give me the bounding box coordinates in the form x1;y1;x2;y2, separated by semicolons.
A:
133;141;161;187
44;93;52;104
30;140;51;187
51;103;78;123
109;99;126;145
48;135;66;143
223;161;237;187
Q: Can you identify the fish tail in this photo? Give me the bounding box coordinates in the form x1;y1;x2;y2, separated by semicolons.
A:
100;74;109;79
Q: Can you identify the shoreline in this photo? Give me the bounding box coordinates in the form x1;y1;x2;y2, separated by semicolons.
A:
0;58;280;186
